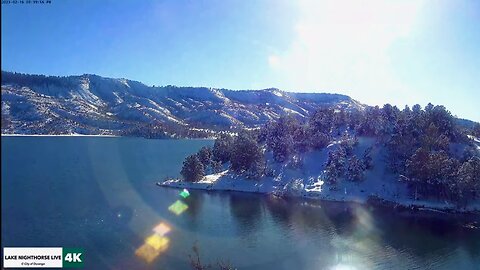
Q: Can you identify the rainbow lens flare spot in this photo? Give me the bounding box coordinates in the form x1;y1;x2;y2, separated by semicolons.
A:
179;189;190;198
145;234;170;251
135;243;162;263
168;200;188;215
152;222;171;236
135;234;170;263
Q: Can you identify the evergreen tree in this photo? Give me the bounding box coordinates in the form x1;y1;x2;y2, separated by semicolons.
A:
211;160;223;174
264;115;299;162
347;156;365;182
197;147;213;167
473;123;480;137
212;134;234;163
324;147;348;184
363;146;374;170
307;131;330;150
292;125;309;153
381;103;399;135
346;110;363;130
356;106;383;136
456;157;480;200
181;155;205;182
405;148;459;199
230;132;265;178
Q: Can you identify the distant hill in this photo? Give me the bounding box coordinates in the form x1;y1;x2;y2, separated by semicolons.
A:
1;71;363;138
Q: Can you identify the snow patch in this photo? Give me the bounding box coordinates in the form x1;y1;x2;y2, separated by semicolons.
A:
282;107;303;116
118;79;130;88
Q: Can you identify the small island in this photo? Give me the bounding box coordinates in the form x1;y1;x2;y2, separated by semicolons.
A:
160;104;480;213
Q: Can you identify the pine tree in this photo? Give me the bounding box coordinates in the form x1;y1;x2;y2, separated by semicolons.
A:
307;131;330;150
212;134;234;163
473;123;480;137
292;125;309;153
357;106;384;136
405;148;459;199
230;132;265;178
363;146;373;170
456;157;480;200
347;156;365;182
181;155;205;182
272;115;300;161
309;108;338;134
197;147;213;167
324;147;348;184
211;160;223;174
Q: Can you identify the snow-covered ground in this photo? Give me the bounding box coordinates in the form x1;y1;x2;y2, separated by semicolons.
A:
159;137;480;213
468;135;480;150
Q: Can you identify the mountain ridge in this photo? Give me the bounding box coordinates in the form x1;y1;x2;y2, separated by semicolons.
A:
1;71;363;138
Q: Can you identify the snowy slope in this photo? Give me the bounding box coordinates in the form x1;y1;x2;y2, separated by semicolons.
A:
1;71;362;136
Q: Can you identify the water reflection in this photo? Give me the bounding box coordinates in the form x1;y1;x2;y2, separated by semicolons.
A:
262;197;480;269
264;197;354;237
4;137;480;270
284;200;372;268
229;193;264;235
183;191;204;219
368;209;480;268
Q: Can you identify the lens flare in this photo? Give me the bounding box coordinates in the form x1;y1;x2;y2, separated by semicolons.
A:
136;189;189;263
152;222;171;236
145;234;170;251
179;189;190;199
135;243;162;263
168;200;188;215
136;221;172;263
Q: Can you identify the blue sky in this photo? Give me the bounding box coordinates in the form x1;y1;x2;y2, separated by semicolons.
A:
2;0;479;121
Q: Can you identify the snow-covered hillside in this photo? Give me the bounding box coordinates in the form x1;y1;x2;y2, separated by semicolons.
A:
160;136;480;212
159;100;480;212
1;71;362;137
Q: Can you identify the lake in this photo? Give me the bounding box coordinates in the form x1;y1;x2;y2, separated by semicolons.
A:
2;136;479;269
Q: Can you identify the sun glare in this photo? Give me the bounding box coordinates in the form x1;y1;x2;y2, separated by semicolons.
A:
270;0;425;105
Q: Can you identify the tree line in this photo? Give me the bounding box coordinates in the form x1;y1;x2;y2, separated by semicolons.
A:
180;103;480;204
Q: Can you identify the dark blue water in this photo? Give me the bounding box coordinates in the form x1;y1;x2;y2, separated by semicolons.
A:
2;136;480;269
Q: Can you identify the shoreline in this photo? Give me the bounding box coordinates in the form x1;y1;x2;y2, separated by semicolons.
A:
157;178;480;215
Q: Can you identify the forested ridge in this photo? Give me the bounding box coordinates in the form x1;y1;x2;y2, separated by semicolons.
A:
181;103;480;205
2;71;359;137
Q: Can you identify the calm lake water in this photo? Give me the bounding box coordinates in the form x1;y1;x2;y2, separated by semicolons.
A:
2;136;480;270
